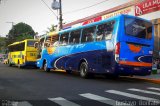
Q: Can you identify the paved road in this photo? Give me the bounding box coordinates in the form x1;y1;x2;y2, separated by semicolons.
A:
0;63;160;106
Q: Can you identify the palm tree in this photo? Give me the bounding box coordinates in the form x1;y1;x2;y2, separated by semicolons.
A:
46;24;58;33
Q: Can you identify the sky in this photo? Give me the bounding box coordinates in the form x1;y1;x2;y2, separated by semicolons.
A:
0;0;132;37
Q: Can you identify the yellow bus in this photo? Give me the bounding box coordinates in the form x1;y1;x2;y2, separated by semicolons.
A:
8;39;38;68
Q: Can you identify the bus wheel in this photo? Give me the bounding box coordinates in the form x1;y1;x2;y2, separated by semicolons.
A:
44;61;50;72
79;62;89;78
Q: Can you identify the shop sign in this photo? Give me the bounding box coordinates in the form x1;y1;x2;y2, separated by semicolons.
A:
102;7;134;20
82;7;134;25
135;0;160;16
82;16;102;25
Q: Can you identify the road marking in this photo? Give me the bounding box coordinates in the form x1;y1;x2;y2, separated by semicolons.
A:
128;88;160;96
16;101;32;106
106;90;160;104
148;87;160;91
80;93;132;106
48;97;80;106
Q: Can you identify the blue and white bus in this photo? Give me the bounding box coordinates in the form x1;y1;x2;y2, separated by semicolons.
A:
37;15;154;78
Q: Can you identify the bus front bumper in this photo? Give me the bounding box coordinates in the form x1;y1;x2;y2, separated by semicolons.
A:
21;61;37;67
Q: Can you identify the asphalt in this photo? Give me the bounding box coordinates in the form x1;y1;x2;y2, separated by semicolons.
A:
1;62;160;84
54;69;160;84
55;68;160;84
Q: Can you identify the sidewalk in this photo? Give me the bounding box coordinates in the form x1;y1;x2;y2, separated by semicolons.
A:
125;69;160;84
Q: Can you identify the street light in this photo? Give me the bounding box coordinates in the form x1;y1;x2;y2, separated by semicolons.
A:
6;22;14;28
6;22;15;39
51;0;63;30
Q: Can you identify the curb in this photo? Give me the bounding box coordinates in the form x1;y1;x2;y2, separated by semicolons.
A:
121;76;160;84
132;77;160;84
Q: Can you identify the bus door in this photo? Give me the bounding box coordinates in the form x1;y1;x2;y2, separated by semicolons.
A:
118;16;153;67
26;40;37;62
26;51;37;61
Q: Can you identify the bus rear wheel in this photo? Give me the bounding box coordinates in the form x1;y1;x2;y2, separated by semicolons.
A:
79;62;89;78
43;61;50;72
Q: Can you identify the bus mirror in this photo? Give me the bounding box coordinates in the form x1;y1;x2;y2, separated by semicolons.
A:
34;42;39;48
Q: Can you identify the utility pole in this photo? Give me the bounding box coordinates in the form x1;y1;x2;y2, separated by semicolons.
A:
59;0;63;30
6;22;14;39
52;0;63;30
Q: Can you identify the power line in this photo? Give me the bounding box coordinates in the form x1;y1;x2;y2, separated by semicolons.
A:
40;0;58;18
63;0;109;14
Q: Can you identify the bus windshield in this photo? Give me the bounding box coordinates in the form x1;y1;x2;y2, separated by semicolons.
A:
8;42;25;52
125;17;152;39
27;41;36;47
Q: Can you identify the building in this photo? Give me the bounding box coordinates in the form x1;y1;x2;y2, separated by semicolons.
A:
63;0;160;58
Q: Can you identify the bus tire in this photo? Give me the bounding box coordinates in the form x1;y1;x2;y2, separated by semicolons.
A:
44;61;50;72
79;62;89;78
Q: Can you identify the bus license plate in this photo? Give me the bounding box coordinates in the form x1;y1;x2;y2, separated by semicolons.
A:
134;67;140;70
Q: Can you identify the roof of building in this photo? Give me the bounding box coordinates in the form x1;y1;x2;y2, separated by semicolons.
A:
63;0;139;28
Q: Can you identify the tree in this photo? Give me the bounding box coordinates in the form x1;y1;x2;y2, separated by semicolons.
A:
46;24;57;33
0;37;6;53
7;22;35;44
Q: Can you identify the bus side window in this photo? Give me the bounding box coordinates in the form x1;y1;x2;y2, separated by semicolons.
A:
81;26;96;43
69;30;81;44
60;33;69;45
96;21;115;41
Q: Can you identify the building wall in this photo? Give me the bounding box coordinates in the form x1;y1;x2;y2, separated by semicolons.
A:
152;18;160;58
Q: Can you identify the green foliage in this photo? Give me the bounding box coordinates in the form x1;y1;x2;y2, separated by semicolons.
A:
7;22;35;44
15;34;33;41
0;37;6;53
46;24;57;33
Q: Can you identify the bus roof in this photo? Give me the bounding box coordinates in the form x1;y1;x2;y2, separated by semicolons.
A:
48;31;58;36
59;14;151;34
38;31;58;40
8;39;37;47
